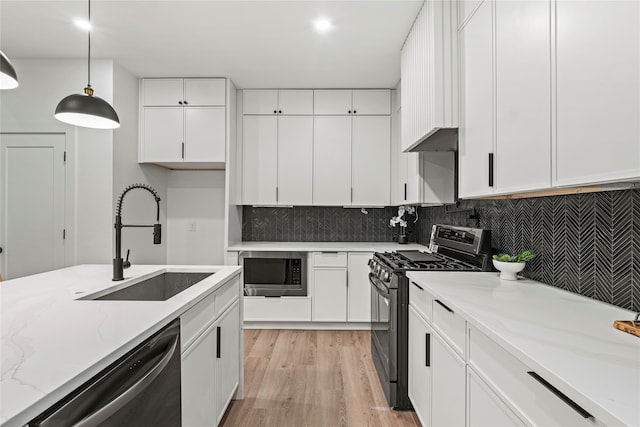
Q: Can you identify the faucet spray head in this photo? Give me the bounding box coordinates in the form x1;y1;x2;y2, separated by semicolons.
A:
153;223;162;244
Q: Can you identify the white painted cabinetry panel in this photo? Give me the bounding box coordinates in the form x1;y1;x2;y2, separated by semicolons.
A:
313;90;353;115
468;369;526;427
313;116;352;205
243;90;278;115
142;108;184;161
495;0;551;193
312;268;348;321
214;301;240;425
143;78;184;106
431;330;466;427
277;116;313;205
555;0;640;186
408;305;432;427
351;90;391;115
184;107;225;162
351;116;391;206
459;0;494;198
242;116;278;204
184;79;226;106
346;252;372;322
278;90;314;115
243;89;313;115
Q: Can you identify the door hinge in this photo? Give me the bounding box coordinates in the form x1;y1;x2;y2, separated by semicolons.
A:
63;229;66;240
63;151;66;164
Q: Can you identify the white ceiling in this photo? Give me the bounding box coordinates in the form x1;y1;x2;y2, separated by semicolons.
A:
0;0;422;88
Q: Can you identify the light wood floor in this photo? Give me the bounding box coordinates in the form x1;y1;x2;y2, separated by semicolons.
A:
221;329;421;427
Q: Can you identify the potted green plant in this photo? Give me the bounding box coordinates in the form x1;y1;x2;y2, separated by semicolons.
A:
492;250;535;281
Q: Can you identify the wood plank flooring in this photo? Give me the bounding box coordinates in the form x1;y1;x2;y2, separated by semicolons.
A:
221;329;421;427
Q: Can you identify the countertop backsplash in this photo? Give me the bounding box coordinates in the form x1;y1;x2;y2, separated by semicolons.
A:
417;189;640;312
242;206;418;243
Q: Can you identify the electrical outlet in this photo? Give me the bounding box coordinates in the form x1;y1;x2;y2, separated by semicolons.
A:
188;221;197;232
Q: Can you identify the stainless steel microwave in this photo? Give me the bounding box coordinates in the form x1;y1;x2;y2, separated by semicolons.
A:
240;251;307;297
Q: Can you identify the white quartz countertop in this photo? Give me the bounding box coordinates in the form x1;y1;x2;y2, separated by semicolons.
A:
0;264;241;427
228;241;427;252
405;271;640;427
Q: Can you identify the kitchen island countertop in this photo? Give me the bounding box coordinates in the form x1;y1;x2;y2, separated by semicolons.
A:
0;264;241;427
228;241;427;252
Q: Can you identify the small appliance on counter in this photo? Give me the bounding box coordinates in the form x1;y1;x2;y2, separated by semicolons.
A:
368;224;492;410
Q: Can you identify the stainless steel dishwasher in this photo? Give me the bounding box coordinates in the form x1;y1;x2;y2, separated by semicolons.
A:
29;319;181;427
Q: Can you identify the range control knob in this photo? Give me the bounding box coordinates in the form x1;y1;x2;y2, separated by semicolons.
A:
382;271;390;282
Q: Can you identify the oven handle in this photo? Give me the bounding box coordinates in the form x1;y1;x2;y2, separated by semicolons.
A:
369;273;391;299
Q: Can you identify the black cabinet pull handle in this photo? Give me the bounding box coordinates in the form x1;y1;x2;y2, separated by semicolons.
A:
181;142;185;159
178;101;183;105
425;333;431;366
353;110;357;114
527;372;592;419
348;110;352;114
435;299;454;313
273;110;277;114
404;183;407;200
488;153;494;187
184;100;188;105
278;110;282;114
412;281;424;291
216;326;221;358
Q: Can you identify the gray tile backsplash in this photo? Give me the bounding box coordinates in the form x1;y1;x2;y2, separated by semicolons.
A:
416;189;640;312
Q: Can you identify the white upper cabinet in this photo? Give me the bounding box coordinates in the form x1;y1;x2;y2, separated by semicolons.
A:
277;116;313;205
139;78;227;167
143;78;225;106
243;89;313;115
555;0;640;186
351;116;391;206
313;116;352;205
401;0;458;152
495;0;551;194
242;116;278;205
459;0;494;198
314;89;390;115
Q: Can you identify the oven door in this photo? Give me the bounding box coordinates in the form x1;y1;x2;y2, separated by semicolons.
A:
369;273;397;383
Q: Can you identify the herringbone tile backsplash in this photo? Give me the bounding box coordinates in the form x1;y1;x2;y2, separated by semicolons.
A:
417;189;640;312
242;190;639;312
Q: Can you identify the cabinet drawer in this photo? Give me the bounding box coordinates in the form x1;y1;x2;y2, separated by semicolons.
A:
469;326;596;426
181;292;216;351
409;280;433;321
432;298;466;357
215;276;240;318
312;252;347;267
244;296;312;322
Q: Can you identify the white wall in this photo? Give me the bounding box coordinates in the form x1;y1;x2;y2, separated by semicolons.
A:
0;59;114;265
112;63;167;265
167;171;225;265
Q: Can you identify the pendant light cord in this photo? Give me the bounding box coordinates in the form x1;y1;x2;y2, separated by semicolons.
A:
87;0;91;87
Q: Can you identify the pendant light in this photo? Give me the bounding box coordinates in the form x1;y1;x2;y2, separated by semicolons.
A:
0;50;19;89
55;0;120;129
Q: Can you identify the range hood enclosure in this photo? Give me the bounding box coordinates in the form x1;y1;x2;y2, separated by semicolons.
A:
403;127;458;152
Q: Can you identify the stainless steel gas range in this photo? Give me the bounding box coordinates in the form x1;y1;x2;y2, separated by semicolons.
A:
368;224;492;410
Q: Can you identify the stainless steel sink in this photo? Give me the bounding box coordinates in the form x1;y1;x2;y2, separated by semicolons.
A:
92;272;214;301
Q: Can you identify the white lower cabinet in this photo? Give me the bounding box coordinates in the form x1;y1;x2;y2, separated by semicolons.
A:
181;278;241;426
214;301;240;424
408;305;432;427
468;369;525;427
181;320;217;427
431;330;466;427
346;252;373;322
312;268;347;321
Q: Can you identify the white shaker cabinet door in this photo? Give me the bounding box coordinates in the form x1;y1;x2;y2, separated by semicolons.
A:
312;268;348;321
555;0;640;186
184;107;225;162
184;79;226;106
278;90;314;115
243;90;278;115
215;301;240;424
314;90;352;115
313;116;352;205
142;78;184;106
495;0;551;194
243;116;278;204
351;116;391;206
142;107;183;161
408;305;432;427
352;89;391;115
277;116;313;205
181;322;217;427
431;331;466;427
459;0;494;198
347;252;373;322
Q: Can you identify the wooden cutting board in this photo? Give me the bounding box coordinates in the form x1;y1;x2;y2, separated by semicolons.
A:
613;314;640;337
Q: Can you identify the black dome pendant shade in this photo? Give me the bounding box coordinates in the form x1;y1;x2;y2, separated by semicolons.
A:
0;50;19;89
54;0;120;129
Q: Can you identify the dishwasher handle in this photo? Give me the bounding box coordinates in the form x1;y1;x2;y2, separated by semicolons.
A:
73;333;179;427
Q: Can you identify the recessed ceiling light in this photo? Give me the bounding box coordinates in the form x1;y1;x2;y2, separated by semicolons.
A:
74;19;91;31
314;18;332;32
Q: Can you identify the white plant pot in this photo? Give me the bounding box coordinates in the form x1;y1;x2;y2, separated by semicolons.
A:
492;260;526;281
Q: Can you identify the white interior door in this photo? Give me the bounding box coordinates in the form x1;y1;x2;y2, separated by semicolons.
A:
0;133;66;280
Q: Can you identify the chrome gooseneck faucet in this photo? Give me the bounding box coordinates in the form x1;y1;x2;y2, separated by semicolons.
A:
113;183;161;281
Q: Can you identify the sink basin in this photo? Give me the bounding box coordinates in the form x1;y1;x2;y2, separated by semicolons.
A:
92;272;214;301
